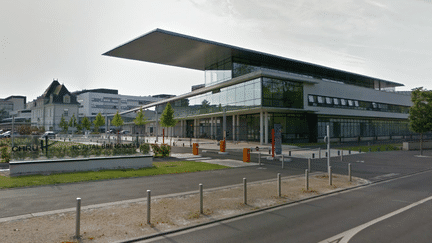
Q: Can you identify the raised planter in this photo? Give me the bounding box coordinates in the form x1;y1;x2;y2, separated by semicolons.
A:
9;155;153;176
403;141;432;151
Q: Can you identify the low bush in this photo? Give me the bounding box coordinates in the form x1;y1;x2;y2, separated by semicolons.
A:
140;143;150;154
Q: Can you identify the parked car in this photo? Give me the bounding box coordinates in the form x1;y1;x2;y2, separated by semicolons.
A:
41;131;56;138
2;131;19;138
108;129;118;134
119;130;130;135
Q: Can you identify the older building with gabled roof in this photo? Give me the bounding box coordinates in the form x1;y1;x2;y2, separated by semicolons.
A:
30;79;79;132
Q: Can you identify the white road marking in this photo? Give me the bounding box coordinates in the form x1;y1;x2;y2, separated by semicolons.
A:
318;195;432;243
372;173;399;180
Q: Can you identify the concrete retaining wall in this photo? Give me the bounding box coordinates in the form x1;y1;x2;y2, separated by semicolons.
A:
9;155;153;176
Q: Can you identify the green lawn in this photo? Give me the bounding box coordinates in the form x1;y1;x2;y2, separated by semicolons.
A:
334;143;402;152
0;161;229;189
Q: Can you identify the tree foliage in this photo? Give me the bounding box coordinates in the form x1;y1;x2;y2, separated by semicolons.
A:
160;103;177;128
112;111;124;128
134;108;148;126
408;87;432;155
81;116;91;131
93;113;105;132
59;115;68;133
68;114;77;133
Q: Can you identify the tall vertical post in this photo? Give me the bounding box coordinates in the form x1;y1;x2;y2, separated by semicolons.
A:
243;178;247;205
259;152;261;166
264;112;268;144
305;169;309;191
348;163;352;182
329;166;332;186
199;184;203;214
260;111;263;145
327;125;331;173
147;190;151;225
11;115;15;148
155;110;158;143
341;150;343;161
223;108;226;140
277;173;281;197
319;148;321;159
75;198;81;239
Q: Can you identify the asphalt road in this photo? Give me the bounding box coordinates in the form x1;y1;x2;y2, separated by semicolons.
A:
1;148;432;221
139;168;432;243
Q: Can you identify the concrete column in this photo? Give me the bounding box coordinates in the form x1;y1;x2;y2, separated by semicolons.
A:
237;114;240;141
210;117;213;139
260;111;263;145
265;111;269;144
232;114;236;142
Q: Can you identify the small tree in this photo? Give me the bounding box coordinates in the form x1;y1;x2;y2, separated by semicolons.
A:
81;116;91;133
134;108;148;139
112;111;124;144
68;114;78;134
160;102;177;144
59;115;69;133
93;113;105;133
111;111;124;129
409;87;432;155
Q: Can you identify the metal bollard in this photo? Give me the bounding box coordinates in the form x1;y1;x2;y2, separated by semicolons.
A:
349;150;351;154
329;166;332;186
199;184;203;214
341;150;343;161
289;151;291;156
325;152;328;157
312;153;315;159
348;163;352;182
243;178;247;205
282;154;284;169
277;173;281;197
147;190;151;225
338;150;340;156
308;158;311;172
305;169;309;191
75;198;81;239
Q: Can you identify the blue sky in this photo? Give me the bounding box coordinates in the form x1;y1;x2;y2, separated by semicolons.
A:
1;0;432;101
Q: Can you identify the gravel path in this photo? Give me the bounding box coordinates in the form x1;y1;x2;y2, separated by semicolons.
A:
0;172;367;243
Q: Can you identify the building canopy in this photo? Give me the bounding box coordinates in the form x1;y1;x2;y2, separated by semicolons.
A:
103;28;403;88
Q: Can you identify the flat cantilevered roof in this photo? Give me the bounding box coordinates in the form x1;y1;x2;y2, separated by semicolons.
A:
103;28;404;88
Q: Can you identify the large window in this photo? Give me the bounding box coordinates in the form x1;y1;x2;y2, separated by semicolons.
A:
318;117;410;139
308;94;409;114
173;78;261;118
262;78;303;109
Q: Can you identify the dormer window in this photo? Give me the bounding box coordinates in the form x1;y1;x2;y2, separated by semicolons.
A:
63;95;70;103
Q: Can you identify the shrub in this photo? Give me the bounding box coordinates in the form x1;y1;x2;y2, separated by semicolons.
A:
1;146;11;163
151;144;170;157
140;143;150;154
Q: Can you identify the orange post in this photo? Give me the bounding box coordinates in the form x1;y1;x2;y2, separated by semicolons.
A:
220;140;226;152
193;143;199;155
243;148;251;162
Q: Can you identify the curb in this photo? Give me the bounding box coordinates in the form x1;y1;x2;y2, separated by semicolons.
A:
0;172;328;224
116;168;432;243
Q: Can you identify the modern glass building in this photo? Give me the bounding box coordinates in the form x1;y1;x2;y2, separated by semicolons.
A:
104;29;412;144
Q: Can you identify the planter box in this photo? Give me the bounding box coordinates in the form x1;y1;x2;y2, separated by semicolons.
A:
9;155;153;176
403;141;432;151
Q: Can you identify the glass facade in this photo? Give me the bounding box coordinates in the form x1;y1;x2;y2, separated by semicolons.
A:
262;77;303;108
308;94;409;114
318;117;410;139
173;78;262;118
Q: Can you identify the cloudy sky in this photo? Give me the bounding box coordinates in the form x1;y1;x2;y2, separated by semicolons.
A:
1;0;432;101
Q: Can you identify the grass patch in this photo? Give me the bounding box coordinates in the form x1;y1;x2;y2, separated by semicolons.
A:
0;161;229;189
334;143;402;152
